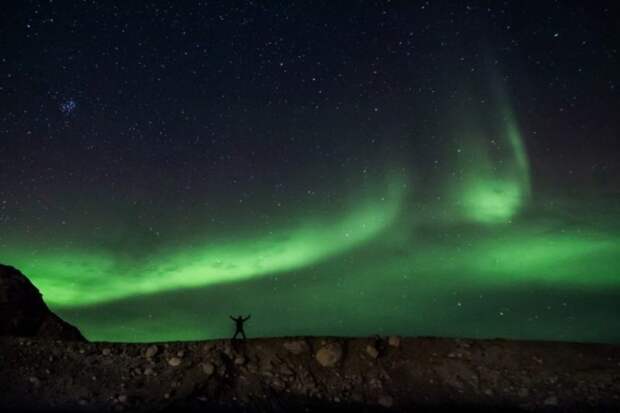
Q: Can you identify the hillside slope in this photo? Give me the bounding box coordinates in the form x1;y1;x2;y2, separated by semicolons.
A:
0;264;85;341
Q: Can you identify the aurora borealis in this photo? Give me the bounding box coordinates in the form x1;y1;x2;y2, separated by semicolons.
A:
1;2;619;343
1;172;407;306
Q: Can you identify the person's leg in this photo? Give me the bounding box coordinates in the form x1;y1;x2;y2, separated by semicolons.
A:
233;330;239;339
241;330;246;340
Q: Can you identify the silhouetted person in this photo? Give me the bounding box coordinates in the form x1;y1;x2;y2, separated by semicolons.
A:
230;314;250;340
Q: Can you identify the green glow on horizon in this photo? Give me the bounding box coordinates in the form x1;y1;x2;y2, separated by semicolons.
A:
403;225;620;287
2;172;408;307
54;212;620;343
468;230;620;285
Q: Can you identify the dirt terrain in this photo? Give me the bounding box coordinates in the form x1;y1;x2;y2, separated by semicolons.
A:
2;334;620;412
2;264;620;412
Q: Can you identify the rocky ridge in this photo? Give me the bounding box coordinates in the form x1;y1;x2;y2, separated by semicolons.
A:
0;264;85;341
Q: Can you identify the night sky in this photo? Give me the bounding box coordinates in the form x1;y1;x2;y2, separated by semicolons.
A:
1;1;619;343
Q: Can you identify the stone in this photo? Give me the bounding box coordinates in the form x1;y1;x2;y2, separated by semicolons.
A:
366;344;379;358
378;395;394;408
145;345;158;358
234;355;246;365
315;342;343;367
202;362;215;376
280;365;294;376
202;343;214;353
118;395;128;403
168;357;182;367
102;348;112;356
271;379;285;391
283;340;309;355
222;342;234;358
388;336;400;347
544;395;558;406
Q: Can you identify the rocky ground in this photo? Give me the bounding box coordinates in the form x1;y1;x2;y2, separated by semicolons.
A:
1;334;620;412
2;263;620;412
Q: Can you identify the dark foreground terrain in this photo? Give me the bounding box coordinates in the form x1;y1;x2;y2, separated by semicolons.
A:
2;263;620;412
1;334;620;413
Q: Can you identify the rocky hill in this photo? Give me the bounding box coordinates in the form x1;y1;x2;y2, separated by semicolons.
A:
0;264;85;341
1;264;619;412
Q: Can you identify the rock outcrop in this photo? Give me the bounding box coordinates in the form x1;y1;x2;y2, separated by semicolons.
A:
0;264;85;341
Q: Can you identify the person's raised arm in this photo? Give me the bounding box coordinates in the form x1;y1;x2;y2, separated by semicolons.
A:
230;315;235;321
244;314;251;321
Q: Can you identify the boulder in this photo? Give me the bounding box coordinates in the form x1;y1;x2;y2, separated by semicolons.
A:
366;344;379;358
388;336;401;347
168;357;182;367
202;362;215;376
315;342;343;367
145;345;158;358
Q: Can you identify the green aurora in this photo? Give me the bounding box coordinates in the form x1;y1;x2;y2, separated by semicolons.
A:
2;100;620;344
2;171;408;307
